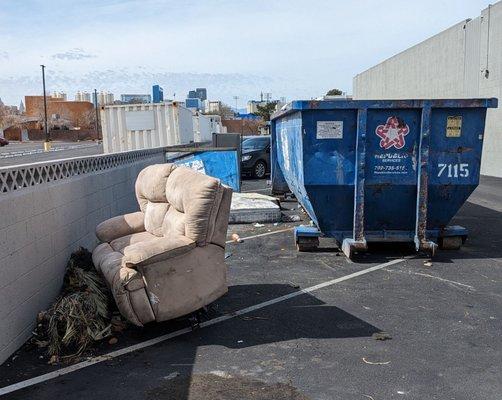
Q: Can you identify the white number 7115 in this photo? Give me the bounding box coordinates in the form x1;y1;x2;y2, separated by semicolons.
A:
437;163;469;178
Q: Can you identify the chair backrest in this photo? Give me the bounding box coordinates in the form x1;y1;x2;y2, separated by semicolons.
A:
135;164;232;247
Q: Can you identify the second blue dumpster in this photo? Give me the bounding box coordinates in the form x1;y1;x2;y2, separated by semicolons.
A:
271;98;497;257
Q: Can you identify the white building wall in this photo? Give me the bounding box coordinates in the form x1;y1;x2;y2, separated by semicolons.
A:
353;2;502;177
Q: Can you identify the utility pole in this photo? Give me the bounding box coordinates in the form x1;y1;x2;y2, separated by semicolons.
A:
94;89;101;141
233;96;239;114
40;65;50;151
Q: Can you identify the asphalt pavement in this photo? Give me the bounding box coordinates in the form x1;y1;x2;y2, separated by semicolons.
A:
0;141;103;167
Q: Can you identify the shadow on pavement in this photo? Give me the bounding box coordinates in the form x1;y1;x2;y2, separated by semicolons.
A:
4;284;381;400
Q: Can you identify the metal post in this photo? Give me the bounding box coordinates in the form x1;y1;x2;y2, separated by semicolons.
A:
414;102;437;256
40;65;50;151
342;108;368;258
94;89;100;141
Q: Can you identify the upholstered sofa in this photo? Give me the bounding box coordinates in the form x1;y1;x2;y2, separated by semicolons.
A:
92;164;232;326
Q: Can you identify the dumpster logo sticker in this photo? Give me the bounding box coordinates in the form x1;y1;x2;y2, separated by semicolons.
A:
375;116;409;149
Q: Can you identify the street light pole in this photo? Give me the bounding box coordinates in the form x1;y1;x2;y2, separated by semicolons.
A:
40;65;50;151
94;89;100;141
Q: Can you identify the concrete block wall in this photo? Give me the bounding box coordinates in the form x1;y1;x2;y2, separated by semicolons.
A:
0;150;165;364
353;2;502;177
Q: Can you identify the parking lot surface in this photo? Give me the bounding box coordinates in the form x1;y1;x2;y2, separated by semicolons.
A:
1;177;501;400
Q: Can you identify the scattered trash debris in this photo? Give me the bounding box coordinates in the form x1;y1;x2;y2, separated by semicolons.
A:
231;233;243;243
48;355;59;365
281;213;301;223
31;248;113;360
237;340;243;344
372;332;392;341
229;192;281;224
289;282;301;289
253;223;265;228
210;370;233;379
108;337;118;345
362;395;375;400
111;316;127;333
163;371;180;380
424;260;433;267
362;357;390;365
274;222;279;226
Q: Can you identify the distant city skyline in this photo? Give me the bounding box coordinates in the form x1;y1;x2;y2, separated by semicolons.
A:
0;0;493;106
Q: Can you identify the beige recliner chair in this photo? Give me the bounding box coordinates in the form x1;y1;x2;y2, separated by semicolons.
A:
92;164;232;326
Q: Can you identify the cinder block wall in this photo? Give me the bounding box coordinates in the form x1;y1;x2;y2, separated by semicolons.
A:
0;150;165;364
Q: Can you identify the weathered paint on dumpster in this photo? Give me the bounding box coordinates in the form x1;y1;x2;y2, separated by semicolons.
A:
169;149;240;192
271;98;498;256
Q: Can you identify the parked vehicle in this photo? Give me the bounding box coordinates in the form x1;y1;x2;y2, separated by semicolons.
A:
241;135;270;178
0;137;9;147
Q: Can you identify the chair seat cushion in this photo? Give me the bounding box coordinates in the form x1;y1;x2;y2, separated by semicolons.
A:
122;235;196;267
110;231;158;254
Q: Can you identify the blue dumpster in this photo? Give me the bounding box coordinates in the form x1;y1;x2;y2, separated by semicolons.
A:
271;98;498;257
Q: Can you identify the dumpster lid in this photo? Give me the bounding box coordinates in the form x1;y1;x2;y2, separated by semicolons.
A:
271;98;498;120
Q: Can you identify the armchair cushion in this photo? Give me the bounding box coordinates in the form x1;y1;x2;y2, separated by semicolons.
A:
96;211;145;243
122;235;195;267
110;231;158;253
164;167;222;246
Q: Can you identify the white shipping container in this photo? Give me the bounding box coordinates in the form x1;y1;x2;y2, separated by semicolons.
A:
193;112;212;143
100;102;194;153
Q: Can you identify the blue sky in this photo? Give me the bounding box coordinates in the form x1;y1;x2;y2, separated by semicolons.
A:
0;0;493;106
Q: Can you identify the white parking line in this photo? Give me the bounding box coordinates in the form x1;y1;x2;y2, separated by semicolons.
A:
0;256;409;396
226;227;294;243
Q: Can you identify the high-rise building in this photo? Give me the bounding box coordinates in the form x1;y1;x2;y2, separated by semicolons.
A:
195;88;207;101
246;100;268;114
207;101;222;114
52;91;67;101
75;91;92;102
95;91;114;105
19;101;25;113
185;97;202;110
187;88;207;101
152;85;164;103
120;94;151;104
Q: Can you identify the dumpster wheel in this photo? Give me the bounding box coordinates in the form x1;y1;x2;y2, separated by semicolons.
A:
296;237;319;252
439;236;464;250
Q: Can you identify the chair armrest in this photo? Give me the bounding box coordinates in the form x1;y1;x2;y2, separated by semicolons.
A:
122;235;196;267
96;211;145;243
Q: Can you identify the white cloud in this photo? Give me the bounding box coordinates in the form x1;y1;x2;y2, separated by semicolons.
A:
51;48;96;61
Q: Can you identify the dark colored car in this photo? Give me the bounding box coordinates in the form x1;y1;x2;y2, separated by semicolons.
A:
241;135;271;178
0;137;9;147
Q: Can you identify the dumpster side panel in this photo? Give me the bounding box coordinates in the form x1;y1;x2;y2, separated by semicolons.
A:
271;119;290;195
427;107;487;228
302;109;358;234
275;112;318;223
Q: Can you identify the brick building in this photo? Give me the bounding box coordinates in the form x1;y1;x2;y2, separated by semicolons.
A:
25;96;94;129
